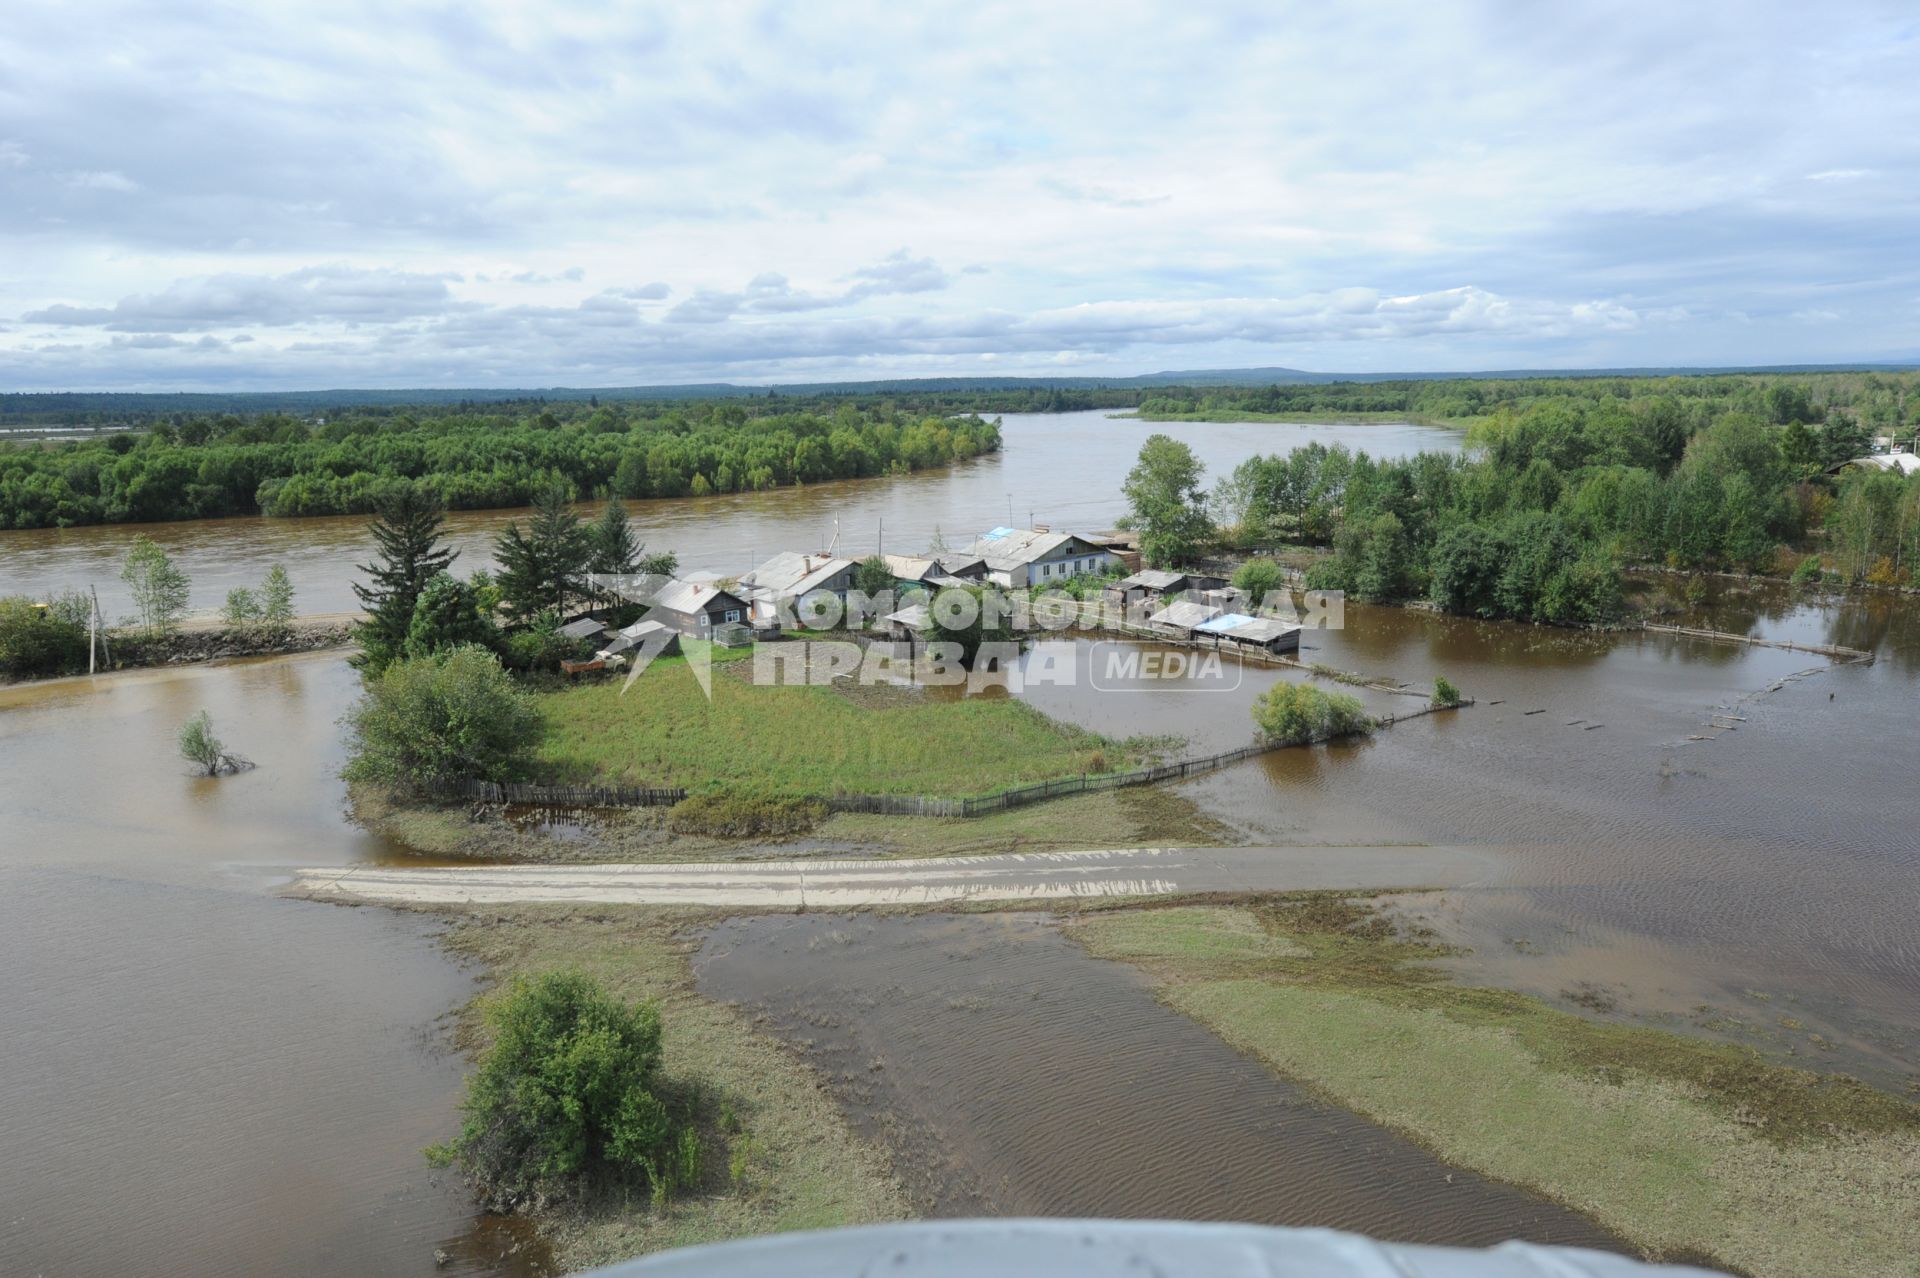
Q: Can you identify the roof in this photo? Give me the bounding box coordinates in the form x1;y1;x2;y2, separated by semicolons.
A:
1148;600;1223;630
1218;617;1301;644
599;619;675;657
650;579;743;614
585;572;674;605
960;528;1109;570
618;618;674;639
556;617;608;641
881;554;941;582
1114;570;1191;592
739;551;855;598
881;603;933;631
1195;612;1257;634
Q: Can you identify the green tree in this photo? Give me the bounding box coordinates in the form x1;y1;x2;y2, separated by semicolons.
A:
1251;682;1373;745
1231;558;1287;611
587;498;641;576
178;710;239;775
1432;676;1462;707
343;645;541;792
121;535;191;636
0;596;90;677
636;549;680;577
259;565;295;638
222;587;261;630
429;971;698;1210
852;554;895;605
1123;435;1214;568
404;573;498;659
353;488;456;673
495;485;592;621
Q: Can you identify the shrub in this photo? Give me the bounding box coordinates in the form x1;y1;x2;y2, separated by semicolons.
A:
1432;675;1462;707
1251;681;1374;745
343;645;542;792
1231;558;1286;609
178;710;244;775
121;535;190;636
0;595;90;677
1789;554;1824;587
223;587;261;630
259;565;296;637
432;971;700;1210
668;793;828;838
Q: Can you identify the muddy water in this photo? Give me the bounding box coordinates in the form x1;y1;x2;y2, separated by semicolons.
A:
0;412;1460;617
0;653;546;1277
1006;587;1920;1082
696;912;1622;1248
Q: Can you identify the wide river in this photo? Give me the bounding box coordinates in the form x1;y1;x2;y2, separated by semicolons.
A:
2;410;1916;1273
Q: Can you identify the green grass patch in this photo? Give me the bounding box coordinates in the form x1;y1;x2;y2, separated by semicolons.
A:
1074;905;1307;965
533;645;1140;798
1071;897;1920;1276
439;908;907;1269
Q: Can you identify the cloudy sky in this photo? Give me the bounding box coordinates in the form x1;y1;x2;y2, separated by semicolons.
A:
1;1;1915;390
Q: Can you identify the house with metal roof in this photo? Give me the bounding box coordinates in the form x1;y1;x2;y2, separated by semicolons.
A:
959;527;1122;589
643;579;751;636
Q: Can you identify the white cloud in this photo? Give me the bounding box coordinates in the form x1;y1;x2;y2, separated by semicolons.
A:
1;0;1916;387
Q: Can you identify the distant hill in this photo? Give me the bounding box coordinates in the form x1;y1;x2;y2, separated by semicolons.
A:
3;362;1916;422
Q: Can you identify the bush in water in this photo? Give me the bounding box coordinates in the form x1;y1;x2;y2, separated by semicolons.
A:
429;971;700;1210
1252;681;1373;746
343;645;541;792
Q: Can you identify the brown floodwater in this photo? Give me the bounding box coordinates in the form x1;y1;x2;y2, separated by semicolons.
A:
0;653;549;1278
0;411;1461;617
4;409;1918;1266
999;586;1920;1083
695;911;1623;1249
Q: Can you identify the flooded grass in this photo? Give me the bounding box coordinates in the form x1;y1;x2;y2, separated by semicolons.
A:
1069;895;1920;1276
436;907;908;1272
357;780;1229;864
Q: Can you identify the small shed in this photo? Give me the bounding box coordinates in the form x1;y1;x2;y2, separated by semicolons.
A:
1196;612;1301;654
597;619;680;660
1147;599;1224;635
879;603;935;643
556;617;609;643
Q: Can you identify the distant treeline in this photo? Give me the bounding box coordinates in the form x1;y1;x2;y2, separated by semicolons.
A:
0;401;1001;528
1141;370;1920;434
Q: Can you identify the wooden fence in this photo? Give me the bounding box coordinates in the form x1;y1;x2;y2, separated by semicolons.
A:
419;702;1471;821
1641;622;1873;665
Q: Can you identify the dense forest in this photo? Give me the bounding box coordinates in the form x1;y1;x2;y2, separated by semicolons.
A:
1201;380;1920;623
1140;370;1920;434
0;401;1001;528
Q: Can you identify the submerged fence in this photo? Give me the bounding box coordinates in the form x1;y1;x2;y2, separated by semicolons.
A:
419;703;1468;821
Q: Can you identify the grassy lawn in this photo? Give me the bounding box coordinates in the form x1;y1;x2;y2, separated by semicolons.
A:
439;907;908;1271
533;641;1144;798
1070;899;1920;1277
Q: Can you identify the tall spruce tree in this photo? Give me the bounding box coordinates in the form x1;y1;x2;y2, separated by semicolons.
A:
494;484;592;620
587;498;641;576
352;487;456;672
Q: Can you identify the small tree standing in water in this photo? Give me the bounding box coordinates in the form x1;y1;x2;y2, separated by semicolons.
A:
178;710;248;776
122;536;191;637
1432;676;1463;708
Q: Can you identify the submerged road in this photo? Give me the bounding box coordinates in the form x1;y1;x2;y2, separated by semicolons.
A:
289;844;1496;908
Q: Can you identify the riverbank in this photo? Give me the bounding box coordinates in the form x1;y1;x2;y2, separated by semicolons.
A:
0;612;358;686
1068;896;1920;1277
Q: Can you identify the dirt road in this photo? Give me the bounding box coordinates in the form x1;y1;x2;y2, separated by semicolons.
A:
290;844;1495;908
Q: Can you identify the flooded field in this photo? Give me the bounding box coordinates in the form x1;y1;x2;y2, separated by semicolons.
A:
695;911;1622;1248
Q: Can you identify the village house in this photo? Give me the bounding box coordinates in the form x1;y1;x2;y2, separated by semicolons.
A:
959;527;1122;589
643;579;751;636
737;551;857;627
880;553;988;591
